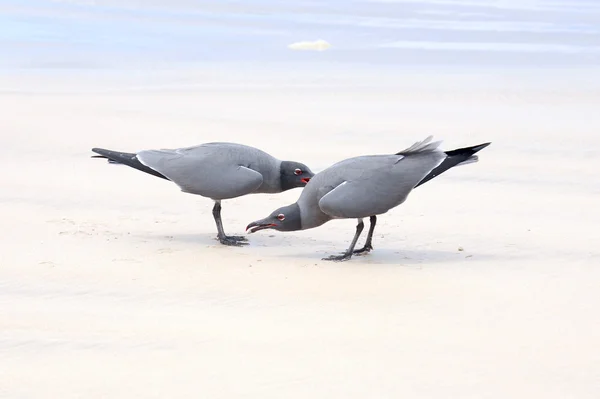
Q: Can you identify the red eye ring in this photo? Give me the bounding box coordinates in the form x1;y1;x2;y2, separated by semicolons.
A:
277;214;285;221
294;168;302;176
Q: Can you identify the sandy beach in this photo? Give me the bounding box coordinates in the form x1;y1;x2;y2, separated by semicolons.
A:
2;0;600;397
1;66;599;398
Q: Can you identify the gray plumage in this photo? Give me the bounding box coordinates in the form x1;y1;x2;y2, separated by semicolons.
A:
137;143;286;198
92;142;314;246
246;136;491;261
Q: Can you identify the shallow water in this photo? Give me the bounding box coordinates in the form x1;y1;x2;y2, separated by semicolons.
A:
2;0;599;68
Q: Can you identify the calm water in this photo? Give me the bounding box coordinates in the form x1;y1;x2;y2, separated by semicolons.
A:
1;0;599;69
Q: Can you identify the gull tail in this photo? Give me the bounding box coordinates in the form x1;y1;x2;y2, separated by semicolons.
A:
415;142;491;188
91;148;169;180
396;135;443;155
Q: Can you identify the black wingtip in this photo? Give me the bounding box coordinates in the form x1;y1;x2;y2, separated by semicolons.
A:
415;141;491;188
471;142;492;152
91;149;121;163
91;148;111;158
444;141;491;157
90;146;169;180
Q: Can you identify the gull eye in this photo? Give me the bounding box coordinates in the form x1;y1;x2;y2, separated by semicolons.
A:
294;168;302;176
277;214;285;221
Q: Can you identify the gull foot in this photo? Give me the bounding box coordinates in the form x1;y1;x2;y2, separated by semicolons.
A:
353;244;373;255
227;235;248;242
322;253;353;262
218;235;249;246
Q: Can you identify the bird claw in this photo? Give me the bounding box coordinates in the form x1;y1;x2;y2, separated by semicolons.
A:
322;253;353;262
353;244;373;255
217;235;249;246
227;235;248;242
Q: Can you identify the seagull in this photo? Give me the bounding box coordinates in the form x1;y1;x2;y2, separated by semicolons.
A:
92;142;314;246
246;136;490;260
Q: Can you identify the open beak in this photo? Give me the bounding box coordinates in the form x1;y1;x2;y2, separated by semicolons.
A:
246;221;277;234
301;171;314;184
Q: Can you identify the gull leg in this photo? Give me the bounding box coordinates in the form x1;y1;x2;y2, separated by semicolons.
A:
323;218;365;262
212;201;248;246
353;215;376;255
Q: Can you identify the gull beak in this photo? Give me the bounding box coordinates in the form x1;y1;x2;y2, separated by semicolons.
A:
301;171;314;184
246;220;277;234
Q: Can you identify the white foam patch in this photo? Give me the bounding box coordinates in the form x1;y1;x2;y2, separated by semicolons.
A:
288;39;332;52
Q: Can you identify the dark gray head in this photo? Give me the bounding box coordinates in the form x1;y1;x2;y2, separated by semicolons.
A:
279;161;314;191
246;203;302;233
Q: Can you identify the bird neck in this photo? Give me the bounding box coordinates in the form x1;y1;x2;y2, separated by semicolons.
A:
296;200;331;231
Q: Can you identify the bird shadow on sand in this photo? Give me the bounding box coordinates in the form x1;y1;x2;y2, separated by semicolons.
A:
132;232;525;266
134;232;234;247
274;246;524;266
134;231;335;248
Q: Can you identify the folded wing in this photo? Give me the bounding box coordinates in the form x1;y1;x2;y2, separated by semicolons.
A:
137;149;263;200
